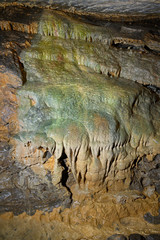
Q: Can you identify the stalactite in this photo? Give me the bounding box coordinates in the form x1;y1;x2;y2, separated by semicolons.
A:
16;10;160;190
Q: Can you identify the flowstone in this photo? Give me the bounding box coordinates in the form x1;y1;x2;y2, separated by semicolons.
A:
0;4;160;240
16;10;160;191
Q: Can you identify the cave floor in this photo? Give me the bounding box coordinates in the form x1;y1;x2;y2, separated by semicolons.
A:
0;188;160;240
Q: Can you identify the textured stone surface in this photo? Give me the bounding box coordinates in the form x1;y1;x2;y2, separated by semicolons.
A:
0;3;160;240
129;234;146;240
0;5;160;213
0;9;73;215
0;0;160;14
107;234;127;240
146;235;160;240
130;155;160;193
15;9;160;192
144;209;160;225
0;190;160;239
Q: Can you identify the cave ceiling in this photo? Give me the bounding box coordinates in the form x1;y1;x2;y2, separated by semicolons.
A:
0;0;160;14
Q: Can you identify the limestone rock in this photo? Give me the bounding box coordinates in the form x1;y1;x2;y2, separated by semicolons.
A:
0;9;73;215
0;4;160;234
16;10;160;191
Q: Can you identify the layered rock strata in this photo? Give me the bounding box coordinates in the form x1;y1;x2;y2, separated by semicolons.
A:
0;0;160;15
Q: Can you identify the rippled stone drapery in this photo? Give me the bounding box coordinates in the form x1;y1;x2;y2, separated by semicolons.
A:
14;10;160;191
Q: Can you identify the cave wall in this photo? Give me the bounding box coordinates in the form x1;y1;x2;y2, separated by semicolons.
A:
0;2;160;240
16;9;160;192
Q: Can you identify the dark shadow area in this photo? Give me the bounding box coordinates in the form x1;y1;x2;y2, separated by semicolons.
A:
144;208;160;225
111;41;142;51
107;233;160;240
59;151;73;205
143;84;160;96
11;48;27;85
111;40;160;56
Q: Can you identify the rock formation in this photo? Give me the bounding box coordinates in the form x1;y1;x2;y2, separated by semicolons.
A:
0;1;160;239
14;9;160;191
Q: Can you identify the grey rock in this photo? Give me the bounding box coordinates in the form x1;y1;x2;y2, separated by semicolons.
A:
143;186;155;197
142;178;152;187
146;234;160;240
0;191;11;200
149;169;160;181
155;184;160;194
107;234;127;240
144;209;160;225
129;234;146;240
130;155;160;192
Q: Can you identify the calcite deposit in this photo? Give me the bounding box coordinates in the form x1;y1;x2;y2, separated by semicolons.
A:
16;10;160;192
0;2;160;240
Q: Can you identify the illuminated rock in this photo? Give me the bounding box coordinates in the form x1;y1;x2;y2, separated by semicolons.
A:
16;11;160;191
